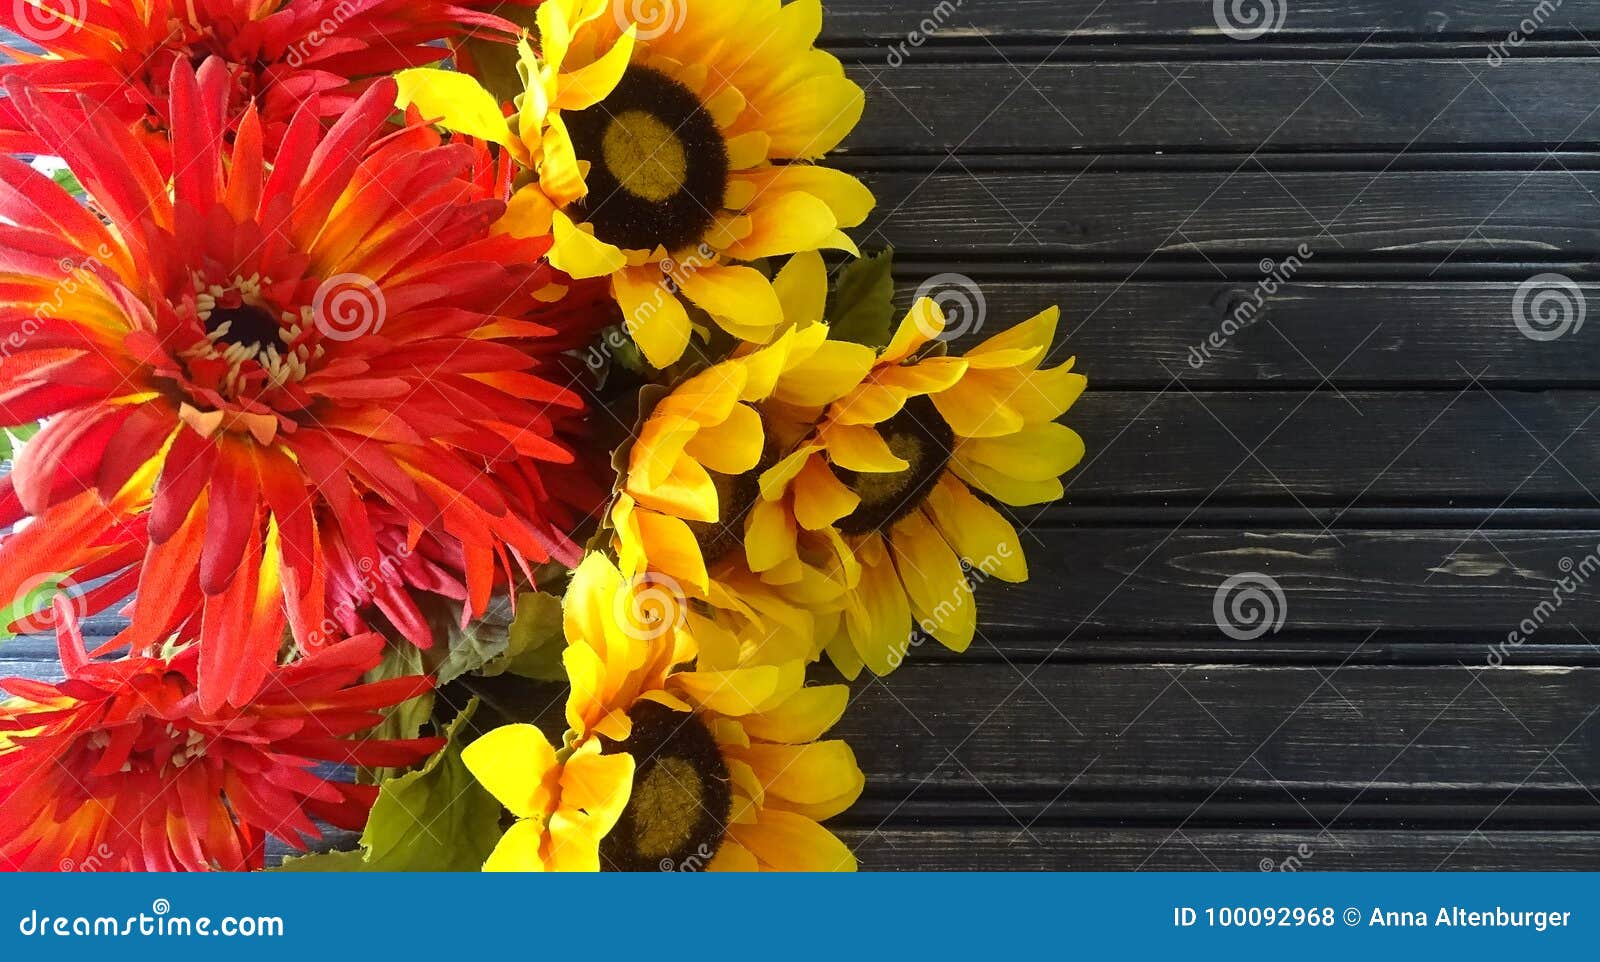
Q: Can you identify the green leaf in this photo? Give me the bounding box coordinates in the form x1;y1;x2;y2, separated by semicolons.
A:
825;247;896;348
481;590;566;682
274;701;502;873
0;422;40;465
0;572;68;643
50;169;84;199
427;594;514;687
365;640;434;746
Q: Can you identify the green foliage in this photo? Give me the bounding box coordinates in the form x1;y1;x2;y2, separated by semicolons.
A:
0;422;40;465
275;702;502;873
481;590;566;682
825;247;896;348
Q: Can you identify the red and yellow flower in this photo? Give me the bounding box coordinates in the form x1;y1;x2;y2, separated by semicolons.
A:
396;0;873;367
0;602;444;872
0;59;585;709
0;0;537;157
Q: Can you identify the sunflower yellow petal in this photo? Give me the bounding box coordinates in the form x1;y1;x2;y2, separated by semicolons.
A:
737;685;849;744
844;536;913;675
678;264;784;335
745;497;799;572
549;209;627;279
950;456;1065;507
793;455;858;530
462;724;559;820
925;473;1028;582
614;266;692;367
482;818;550;872
497;184;557;239
823;423;910;473
394;69;511;147
961;422;1086;482
735;740;864;812
721;191;839;261
684;401;764;475
762;74;865;160
889;509;976;653
771;341;877;408
728;808;857;871
553;27;637;111
774;250;828;328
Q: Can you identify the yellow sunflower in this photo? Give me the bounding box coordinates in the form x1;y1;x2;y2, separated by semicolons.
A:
604;254;875;661
762;299;1089;677
396;0;873;367
564;552;865;871
462;727;634;872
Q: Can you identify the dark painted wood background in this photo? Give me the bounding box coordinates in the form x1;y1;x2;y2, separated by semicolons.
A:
817;0;1600;870
10;0;1600;870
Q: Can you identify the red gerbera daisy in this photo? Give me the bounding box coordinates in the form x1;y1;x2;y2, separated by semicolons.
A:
0;0;536;157
0;601;444;872
0;58;586;710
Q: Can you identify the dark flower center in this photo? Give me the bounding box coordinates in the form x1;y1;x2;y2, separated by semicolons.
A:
685;440;775;566
206;303;283;354
599;700;731;872
834;395;955;536
565;66;728;253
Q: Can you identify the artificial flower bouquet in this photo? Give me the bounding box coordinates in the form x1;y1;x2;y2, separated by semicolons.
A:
0;0;1085;871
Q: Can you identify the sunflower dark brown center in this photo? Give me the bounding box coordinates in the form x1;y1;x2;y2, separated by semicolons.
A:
205;303;283;353
565;66;728;253
685;468;760;566
685;439;775;566
599;699;731;871
835;395;955;535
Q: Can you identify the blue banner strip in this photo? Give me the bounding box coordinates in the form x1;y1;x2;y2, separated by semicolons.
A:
2;872;1595;959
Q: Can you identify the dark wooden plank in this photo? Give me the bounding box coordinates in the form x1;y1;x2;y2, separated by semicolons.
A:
981;528;1600;640
843;828;1600;871
833;663;1600;795
845;59;1600;154
929;281;1600;388
860;167;1600;260
1063;392;1600;505
821;0;1600;42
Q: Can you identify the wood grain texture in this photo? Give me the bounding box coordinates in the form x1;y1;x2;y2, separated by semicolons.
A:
928;281;1600;388
844;60;1600;154
859;167;1600;260
980;528;1600;641
10;5;1600;874
831;663;1600;795
819;0;1600;42
843;829;1600;871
